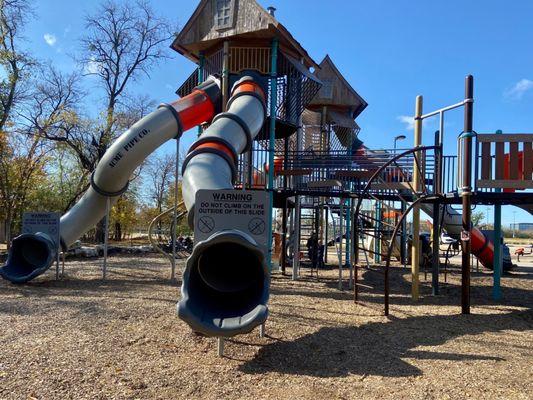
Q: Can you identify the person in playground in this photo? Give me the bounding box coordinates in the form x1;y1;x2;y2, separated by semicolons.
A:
307;232;319;269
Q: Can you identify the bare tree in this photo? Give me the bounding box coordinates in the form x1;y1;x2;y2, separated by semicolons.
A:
115;93;157;131
145;153;176;214
77;0;172;242
80;0;172;152
0;0;34;132
20;66;88;162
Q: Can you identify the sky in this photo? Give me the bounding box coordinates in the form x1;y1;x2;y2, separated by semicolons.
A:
24;0;533;227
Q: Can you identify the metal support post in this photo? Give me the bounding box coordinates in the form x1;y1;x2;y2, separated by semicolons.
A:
280;137;289;274
222;42;230;112
102;196;110;280
348;198;354;289
197;52;205;137
217;338;224;357
353;213;359;302
374;200;382;263
292;97;303;281
411;95;423;300
324;208;329;264
338;202;344;290
432;131;441;295
400;200;407;266
267;37;278;271
55;250;60;280
493;130;503;300
171;137;181;282
318;106;328;246
460;75;474;314
281;199;288;274
292;197;301;280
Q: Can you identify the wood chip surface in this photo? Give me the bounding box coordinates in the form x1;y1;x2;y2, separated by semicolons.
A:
0;254;531;399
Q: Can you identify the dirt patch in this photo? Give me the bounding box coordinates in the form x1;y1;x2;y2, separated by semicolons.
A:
0;255;531;399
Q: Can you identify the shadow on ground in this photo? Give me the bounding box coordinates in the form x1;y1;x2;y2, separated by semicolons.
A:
273;265;533;309
239;308;532;378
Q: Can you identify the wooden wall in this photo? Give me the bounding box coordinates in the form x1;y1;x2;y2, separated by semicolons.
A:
177;0;272;49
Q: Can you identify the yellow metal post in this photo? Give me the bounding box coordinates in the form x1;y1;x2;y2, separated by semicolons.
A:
411;95;423;300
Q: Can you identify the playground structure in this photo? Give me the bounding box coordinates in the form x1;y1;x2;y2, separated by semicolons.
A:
1;0;532;345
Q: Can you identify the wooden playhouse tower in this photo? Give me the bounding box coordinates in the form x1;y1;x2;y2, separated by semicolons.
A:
171;0;323;272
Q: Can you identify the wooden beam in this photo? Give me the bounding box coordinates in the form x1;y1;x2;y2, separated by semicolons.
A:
307;180;342;188
480;142;492;180
495;142;505;180
370;182;413;190
524;142;532;180
476;180;533;189
334;170;374;179
477;134;533;142
277;169;311;176
509;142;519;179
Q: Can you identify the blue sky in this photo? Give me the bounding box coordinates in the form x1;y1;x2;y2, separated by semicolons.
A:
26;0;532;226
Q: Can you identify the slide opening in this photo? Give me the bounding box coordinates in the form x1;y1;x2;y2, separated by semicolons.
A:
188;241;265;317
2;235;54;282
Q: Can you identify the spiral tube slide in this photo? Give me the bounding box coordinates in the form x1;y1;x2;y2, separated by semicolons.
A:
420;204;513;271
177;75;269;337
0;77;221;283
352;141;506;271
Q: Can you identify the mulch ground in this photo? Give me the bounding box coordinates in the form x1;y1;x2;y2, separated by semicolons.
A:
0;254;532;399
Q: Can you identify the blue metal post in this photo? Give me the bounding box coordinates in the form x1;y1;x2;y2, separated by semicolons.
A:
267;38;278;270
493;129;502;300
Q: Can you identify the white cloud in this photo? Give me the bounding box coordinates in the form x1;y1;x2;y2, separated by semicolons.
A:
397;115;415;130
397;114;437;131
505;78;533;100
84;56;101;74
43;33;57;46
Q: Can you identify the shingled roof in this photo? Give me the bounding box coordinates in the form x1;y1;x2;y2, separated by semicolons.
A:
171;0;319;70
308;55;368;119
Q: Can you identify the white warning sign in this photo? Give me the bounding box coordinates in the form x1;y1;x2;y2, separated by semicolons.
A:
22;212;61;248
194;189;270;252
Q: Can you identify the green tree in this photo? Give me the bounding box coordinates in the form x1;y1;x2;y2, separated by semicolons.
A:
471;211;485;227
0;0;34;133
0;133;48;246
110;193;138;241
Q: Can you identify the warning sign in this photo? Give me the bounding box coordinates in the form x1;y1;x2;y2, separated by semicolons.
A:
194;189;270;252
22;212;61;248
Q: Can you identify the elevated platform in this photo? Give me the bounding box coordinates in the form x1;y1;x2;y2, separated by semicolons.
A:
442;192;533;207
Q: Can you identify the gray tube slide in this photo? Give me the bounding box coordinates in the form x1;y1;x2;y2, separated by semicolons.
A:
420;204;462;238
177;75;269;337
0;77;221;283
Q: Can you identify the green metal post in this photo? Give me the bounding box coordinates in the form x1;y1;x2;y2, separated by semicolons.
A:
197;53;205;137
493;129;503;300
267;38;278;270
345;198;351;265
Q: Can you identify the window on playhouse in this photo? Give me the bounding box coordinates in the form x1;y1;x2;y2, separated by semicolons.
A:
214;0;235;30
